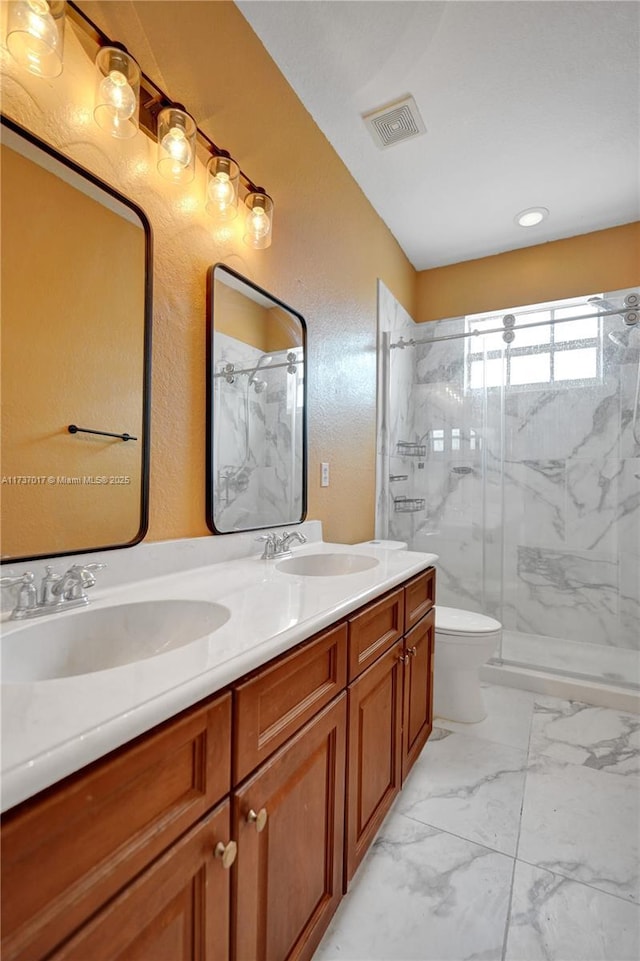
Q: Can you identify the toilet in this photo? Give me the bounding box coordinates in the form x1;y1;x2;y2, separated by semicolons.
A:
355;541;501;724
356;539;408;550
434;607;502;723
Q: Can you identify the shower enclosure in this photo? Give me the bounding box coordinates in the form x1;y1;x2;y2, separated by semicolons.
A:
376;282;640;692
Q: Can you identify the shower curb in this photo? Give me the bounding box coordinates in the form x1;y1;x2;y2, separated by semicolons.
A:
480;662;640;713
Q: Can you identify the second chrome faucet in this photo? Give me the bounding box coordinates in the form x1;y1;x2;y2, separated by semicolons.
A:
257;530;307;560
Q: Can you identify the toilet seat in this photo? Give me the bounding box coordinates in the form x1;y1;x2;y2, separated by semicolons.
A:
435;606;502;637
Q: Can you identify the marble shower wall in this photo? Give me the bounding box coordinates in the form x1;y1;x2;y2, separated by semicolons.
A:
375;281;418;539
379;291;640;656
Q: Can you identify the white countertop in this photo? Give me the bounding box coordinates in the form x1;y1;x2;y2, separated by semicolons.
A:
1;530;437;812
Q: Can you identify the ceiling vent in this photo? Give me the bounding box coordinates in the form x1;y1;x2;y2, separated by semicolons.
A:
362;95;426;149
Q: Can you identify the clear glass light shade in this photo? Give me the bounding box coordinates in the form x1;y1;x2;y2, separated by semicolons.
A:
5;0;65;78
94;46;140;140
206;155;240;221
243;192;273;249
157;106;196;184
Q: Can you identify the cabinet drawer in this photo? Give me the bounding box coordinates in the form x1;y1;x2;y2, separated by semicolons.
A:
404;567;435;630
348;587;404;681
233;623;347;784
1;692;231;961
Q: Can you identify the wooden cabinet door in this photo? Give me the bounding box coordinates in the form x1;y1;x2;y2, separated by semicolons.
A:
345;639;403;885
1;692;231;961
49;800;234;961
232;695;346;961
402;609;435;781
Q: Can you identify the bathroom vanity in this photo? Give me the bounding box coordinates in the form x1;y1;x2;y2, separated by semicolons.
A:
0;532;436;961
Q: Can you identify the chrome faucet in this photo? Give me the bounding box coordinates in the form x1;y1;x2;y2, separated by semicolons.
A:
279;531;307;552
256;532;278;560
51;564;105;602
256;530;307;560
1;563;106;620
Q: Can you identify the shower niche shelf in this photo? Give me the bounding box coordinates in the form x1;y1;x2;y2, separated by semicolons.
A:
393;496;425;513
396;442;426;457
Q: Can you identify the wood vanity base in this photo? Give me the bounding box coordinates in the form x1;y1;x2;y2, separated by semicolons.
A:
1;566;435;961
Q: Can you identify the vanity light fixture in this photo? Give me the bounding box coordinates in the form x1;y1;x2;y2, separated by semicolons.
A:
157;104;196;183
243;190;274;249
515;206;549;228
94;44;140;140
8;0;276;248
5;0;66;78
206;153;240;221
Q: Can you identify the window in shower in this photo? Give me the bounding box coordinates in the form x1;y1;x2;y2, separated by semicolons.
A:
465;295;602;390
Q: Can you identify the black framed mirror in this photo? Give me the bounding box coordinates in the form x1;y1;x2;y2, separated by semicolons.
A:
0;115;152;562
206;264;307;533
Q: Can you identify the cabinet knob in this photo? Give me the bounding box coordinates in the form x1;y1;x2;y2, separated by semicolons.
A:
407;645;417;657
398;653;409;664
247;807;268;832
214;840;237;869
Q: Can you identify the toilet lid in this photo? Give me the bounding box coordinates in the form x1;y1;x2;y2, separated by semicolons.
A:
435;606;502;636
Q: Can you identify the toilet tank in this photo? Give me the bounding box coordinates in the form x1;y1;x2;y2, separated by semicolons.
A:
355;539;407;550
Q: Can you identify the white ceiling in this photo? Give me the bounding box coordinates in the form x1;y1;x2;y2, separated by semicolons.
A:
236;0;640;270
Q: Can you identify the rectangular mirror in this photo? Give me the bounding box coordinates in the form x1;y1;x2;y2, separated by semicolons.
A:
207;264;307;533
0;115;152;562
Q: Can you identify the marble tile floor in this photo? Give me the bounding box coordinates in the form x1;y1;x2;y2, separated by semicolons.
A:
315;685;640;961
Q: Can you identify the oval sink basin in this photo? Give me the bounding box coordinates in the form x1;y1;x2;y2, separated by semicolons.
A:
1;599;230;683
276;553;380;577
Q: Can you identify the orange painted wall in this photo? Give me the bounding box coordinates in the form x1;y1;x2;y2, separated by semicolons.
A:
416;223;640;322
214;284;300;353
215;284;271;352
1;0;416;550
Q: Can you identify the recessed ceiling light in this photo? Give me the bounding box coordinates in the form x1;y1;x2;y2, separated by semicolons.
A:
515;207;549;228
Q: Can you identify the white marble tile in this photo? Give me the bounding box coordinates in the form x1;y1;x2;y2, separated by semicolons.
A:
381;281;418;464
411;381;484;446
566;456;640;555
515;546;619;646
530;696;640;776
315;812;513;961
503;458;566;550
436;684;534;751
620;350;640;459
410;529;486;613
505;859;640;961
507;381;620;463
619;550;640;652
414;316;465;387
619;460;640;562
518;754;640;903
396;729;528;856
